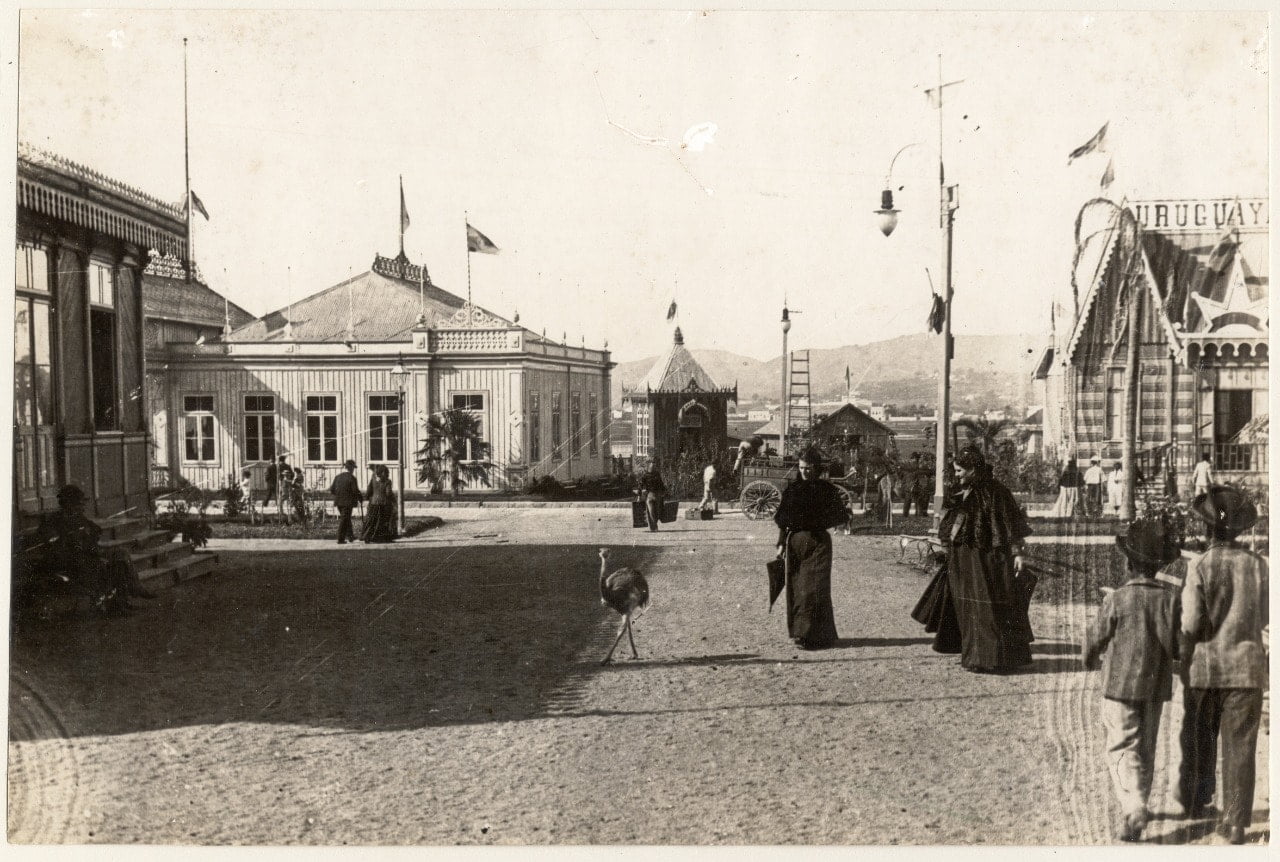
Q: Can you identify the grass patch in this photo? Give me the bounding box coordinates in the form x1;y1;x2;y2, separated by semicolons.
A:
213;515;444;540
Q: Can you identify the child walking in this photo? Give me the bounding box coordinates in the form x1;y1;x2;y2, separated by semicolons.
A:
1176;485;1268;845
1083;519;1182;842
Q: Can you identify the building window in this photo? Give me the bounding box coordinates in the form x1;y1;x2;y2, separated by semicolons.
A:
16;242;49;293
589;392;599;456
368;393;401;463
89;261;118;431
450;392;487;461
183;394;216;462
305;394;339;462
570;392;582;458
528;391;541;462
1104;368;1124;440
243;394;277;463
550;392;562;461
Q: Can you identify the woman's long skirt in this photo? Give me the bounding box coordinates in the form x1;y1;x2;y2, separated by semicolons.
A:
784;529;839;647
361;503;397;542
910;562;962;654
947;545;1033;670
1048;486;1078;518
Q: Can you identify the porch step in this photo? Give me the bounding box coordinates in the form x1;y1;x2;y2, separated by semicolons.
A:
93;517;152;542
100;529;174;553
138;551;218;587
129;541;197;570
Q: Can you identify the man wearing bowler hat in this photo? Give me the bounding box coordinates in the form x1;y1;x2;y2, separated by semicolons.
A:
329;460;363;545
1175;485;1267;844
1083;519;1181;842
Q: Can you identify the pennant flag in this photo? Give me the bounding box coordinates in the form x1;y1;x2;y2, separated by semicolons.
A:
927;294;945;333
1067;122;1108;164
1100;158;1115;190
400;177;410;234
189;190;210;220
666;300;677;321
844;365;851;389
466;222;500;254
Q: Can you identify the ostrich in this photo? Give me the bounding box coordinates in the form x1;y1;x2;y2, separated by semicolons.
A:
597;548;650;665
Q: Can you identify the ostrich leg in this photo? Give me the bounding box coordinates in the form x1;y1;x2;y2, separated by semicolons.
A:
601;616;629;665
625;615;639;658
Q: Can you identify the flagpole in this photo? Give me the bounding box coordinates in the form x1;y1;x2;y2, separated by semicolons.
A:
399;175;405;259
183;37;192;284
465;211;472;309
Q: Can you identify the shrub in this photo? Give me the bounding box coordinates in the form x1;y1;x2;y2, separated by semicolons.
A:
221;474;245;518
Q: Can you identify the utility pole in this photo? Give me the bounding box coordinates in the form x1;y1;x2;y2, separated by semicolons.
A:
1121;261;1141;520
780;306;791;457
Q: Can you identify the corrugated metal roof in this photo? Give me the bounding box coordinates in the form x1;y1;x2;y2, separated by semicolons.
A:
143;274;255;329
223;265;514;343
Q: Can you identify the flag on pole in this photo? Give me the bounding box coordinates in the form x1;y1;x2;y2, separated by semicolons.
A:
844;365;851;390
189;190;210;220
399;177;410;234
1067;122;1108;164
927;293;945;334
666;300;677;321
1100;158;1115;191
466;223;500;254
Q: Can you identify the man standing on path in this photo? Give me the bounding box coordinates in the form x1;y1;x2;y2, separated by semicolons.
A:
1083;455;1105;518
329;460;363;545
636;462;667;532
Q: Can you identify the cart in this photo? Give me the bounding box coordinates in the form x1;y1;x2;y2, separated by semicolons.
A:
736;456;859;521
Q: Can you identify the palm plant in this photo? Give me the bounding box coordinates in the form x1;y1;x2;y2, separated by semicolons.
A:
415;408;490;496
952;416;1015;455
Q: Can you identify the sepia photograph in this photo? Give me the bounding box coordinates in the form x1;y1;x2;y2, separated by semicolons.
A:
5;4;1271;848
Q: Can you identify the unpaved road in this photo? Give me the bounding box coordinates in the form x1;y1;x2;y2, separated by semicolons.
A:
8;508;1269;845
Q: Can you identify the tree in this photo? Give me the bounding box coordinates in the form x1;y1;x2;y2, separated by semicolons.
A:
415;408;490;496
952;416;1015;455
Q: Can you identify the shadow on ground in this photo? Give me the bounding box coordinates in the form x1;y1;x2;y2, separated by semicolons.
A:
9;543;662;740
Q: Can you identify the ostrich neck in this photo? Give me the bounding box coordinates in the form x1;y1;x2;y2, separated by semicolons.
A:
598;558;608;586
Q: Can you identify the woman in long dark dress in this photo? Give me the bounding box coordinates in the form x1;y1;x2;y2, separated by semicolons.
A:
942;445;1035;673
772;448;850;650
361;465;397;543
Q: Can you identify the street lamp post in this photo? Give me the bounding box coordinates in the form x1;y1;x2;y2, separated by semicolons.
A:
875;57;963;529
390;352;410;534
780;306;791;457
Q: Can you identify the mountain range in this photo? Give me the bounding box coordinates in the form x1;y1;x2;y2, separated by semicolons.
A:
612;332;1043;415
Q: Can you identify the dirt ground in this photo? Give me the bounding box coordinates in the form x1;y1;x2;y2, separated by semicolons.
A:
7;507;1269;845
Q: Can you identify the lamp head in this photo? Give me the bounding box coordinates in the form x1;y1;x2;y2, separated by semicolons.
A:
875;188;900;237
781;306;791;333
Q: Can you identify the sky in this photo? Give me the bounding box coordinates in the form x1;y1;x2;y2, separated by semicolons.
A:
13;7;1270;363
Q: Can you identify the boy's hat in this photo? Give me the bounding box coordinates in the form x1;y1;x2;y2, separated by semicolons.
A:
1190;484;1258;533
1115;519;1180;570
343;459;357;469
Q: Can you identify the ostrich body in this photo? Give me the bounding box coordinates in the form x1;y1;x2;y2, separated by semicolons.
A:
598;548;650;665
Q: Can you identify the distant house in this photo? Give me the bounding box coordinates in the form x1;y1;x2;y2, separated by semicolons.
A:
747;408;772;422
756;402;894;460
153;252;613;495
622;327;737;463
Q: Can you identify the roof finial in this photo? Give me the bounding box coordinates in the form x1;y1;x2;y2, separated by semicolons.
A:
673;326;684;345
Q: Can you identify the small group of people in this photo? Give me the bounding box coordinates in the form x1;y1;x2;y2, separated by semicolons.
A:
1051;454;1143;519
23;484;158;617
1083;485;1266;843
244;456;399;543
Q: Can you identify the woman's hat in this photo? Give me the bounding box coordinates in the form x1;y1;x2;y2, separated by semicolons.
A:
955;444;986;470
1115;519;1180;569
1190;484;1258;533
344;459;357;469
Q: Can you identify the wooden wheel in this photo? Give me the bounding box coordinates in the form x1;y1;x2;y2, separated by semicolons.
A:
741;480;782;520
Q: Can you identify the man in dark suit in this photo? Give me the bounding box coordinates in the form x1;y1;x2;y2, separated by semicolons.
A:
329;460;362;545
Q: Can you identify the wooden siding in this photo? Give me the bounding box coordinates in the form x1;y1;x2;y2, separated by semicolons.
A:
55;246;89;434
163;355;613;494
523;364;611;483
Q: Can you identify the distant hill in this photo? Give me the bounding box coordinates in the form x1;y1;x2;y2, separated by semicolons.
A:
612;333;1041;415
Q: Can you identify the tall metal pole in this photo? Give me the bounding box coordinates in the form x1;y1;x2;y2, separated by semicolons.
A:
932;55;958;527
1121;268;1141;520
183;37;192;284
398;388;407;532
780;306;791;457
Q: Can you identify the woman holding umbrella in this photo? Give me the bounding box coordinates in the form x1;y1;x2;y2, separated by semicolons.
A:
772;447;850;650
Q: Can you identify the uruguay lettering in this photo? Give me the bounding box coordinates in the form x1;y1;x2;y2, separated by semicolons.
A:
1130;199;1267;232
